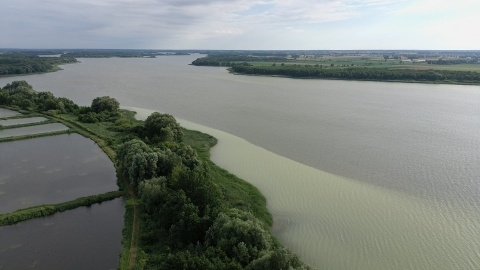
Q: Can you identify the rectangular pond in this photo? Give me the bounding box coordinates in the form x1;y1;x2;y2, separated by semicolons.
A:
0;108;20;118
0;116;48;127
0;133;118;214
0;198;124;270
0;123;68;139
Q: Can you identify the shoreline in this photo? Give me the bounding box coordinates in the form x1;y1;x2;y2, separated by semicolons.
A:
227;70;480;86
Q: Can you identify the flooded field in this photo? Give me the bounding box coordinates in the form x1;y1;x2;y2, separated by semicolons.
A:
0;108;20;118
0;198;124;270
0;116;48;127
0;134;118;213
0;123;68;139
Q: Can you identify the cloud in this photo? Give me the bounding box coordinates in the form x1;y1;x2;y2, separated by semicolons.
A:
0;0;477;49
394;0;479;14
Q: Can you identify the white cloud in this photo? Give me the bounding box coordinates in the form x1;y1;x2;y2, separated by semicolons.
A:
286;26;306;33
0;0;477;49
394;0;480;14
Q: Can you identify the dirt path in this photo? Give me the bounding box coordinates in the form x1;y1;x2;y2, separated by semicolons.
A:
128;187;139;270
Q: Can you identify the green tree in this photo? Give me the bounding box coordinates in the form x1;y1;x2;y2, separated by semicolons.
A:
91;96;119;113
116;139;153;185
3;80;33;93
173;144;201;170
247;248;307;270
128;152;158;187
154;147;180;176
169;164;221;215
144;112;183;143
205;209;272;266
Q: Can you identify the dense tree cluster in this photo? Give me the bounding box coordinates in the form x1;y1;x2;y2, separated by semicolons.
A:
77;96;120;123
0;81;78;113
116;113;310;269
427;58;479;65
91;96;120;113
144;112;183;143
0;81;127;128
116;138;199;188
230;65;480;84
0;54;77;75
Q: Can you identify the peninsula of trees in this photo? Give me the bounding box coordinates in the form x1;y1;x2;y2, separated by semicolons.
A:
0;53;77;76
0;81;310;269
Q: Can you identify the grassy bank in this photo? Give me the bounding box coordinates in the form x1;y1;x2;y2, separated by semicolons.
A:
0;191;124;226
183;128;272;226
53;109;143;162
119;198;136;269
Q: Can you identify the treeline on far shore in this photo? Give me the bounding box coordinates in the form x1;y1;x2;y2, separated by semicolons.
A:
0;54;77;76
191;55;480;85
229;65;480;84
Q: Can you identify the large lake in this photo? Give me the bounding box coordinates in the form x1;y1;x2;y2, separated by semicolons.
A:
1;55;480;269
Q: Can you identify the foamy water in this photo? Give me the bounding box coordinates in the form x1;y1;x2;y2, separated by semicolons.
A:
129;106;480;270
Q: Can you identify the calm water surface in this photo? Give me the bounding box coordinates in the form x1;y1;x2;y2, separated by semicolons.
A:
0;108;20;118
0;198;124;270
0;123;68;139
0;134;117;213
1;56;480;269
0;116;48;127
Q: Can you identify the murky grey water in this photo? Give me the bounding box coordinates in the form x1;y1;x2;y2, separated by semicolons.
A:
0;108;20;118
0;134;118;213
0;198;124;270
1;56;480;269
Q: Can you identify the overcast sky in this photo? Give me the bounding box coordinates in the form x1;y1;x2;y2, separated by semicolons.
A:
1;0;479;50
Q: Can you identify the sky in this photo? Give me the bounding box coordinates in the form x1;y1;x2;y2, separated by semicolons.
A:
1;0;479;50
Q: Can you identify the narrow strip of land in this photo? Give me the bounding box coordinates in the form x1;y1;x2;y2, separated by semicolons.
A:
127;187;139;270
